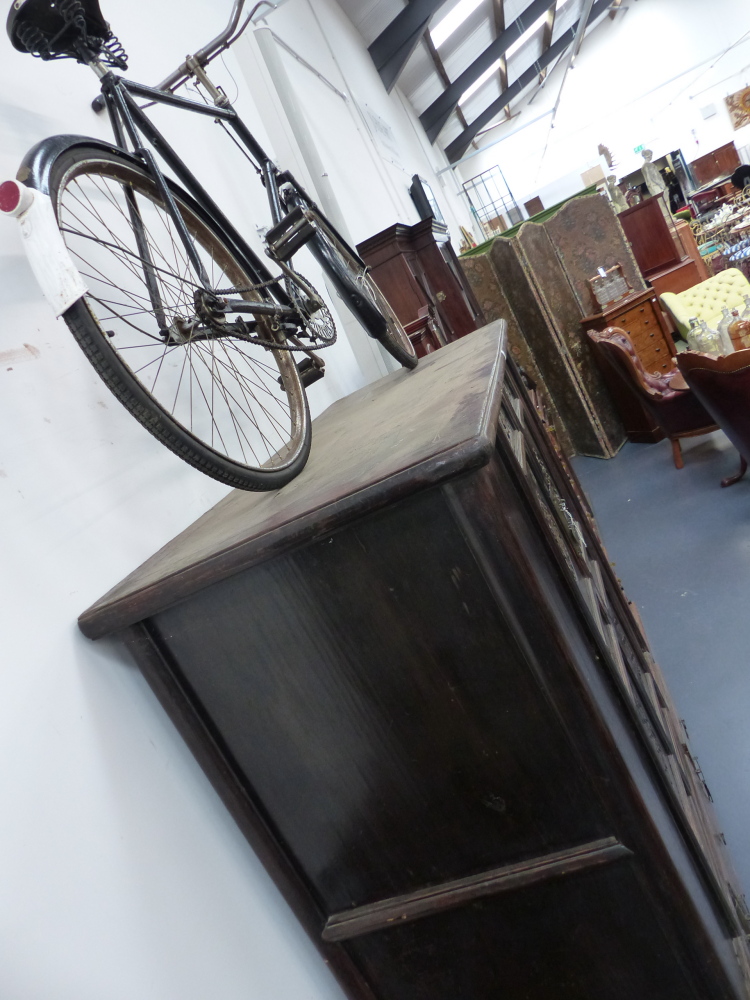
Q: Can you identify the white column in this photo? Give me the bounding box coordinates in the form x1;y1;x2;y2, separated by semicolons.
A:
236;26;393;380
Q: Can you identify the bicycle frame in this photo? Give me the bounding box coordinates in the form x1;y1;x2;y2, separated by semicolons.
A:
96;64;301;314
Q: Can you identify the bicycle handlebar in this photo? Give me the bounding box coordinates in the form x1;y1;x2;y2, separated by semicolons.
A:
153;0;276;94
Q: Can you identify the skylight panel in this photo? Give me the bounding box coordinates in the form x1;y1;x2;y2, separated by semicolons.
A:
430;0;485;49
457;0;572;105
459;59;503;104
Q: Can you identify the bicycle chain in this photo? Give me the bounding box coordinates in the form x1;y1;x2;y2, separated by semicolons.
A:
214;277;284;295
212;277;337;352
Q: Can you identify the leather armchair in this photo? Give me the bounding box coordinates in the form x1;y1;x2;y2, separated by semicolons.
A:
587;327;717;468
675;349;750;486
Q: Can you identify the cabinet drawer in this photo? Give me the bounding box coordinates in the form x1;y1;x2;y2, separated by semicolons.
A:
639;346;672;374
621;316;657;339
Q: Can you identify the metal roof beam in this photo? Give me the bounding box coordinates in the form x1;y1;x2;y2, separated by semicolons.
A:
422;30;476;143
443;0;610;162
538;1;556;79
368;0;450;92
420;0;553;142
492;0;511;119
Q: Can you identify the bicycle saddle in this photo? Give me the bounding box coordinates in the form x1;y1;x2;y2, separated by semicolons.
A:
7;0;126;66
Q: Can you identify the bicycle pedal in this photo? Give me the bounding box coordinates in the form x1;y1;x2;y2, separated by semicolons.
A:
266;205;316;261
278;357;325;391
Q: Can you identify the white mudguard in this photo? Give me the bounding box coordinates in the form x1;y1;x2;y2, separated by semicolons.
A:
3;182;88;317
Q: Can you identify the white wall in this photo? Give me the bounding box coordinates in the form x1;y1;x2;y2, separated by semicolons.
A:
455;0;750;211
243;0;474;245
0;0;465;995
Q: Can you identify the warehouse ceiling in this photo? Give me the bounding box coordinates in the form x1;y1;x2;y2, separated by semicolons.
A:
337;0;622;163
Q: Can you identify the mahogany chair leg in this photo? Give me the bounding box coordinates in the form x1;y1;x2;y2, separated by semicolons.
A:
721;455;748;488
671;438;684;470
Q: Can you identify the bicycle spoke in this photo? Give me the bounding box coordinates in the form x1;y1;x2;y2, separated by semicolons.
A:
86;293;168;342
209;345;293;441
57;161;305;474
188;343;261;464
69;229;197;311
208;343;291;447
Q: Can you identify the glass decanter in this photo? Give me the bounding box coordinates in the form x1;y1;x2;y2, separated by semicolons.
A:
687;318;723;356
717;306;735;354
728;309;750;350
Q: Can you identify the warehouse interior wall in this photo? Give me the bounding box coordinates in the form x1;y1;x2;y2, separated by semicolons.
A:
455;0;750;213
0;0;476;996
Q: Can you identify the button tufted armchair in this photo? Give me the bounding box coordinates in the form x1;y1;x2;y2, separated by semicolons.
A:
587;327;718;469
660;267;750;340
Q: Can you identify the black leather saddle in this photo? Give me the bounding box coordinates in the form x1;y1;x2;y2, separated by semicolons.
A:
7;0;125;65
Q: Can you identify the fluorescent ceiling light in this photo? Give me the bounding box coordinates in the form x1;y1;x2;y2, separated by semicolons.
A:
430;0;485;49
457;0;572;105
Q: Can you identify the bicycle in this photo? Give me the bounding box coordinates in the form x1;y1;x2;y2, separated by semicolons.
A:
1;0;418;490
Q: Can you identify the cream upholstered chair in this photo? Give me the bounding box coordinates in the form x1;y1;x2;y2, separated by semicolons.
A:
660;268;750;340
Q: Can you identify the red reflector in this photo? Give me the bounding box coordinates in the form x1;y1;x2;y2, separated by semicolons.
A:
0;180;21;214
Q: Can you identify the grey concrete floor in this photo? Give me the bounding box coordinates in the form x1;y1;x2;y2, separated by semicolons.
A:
573;431;750;896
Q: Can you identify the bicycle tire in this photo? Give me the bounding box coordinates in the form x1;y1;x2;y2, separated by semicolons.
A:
305;218;418;370
47;146;311;491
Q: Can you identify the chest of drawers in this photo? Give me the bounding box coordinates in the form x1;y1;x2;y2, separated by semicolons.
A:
581;289;677;375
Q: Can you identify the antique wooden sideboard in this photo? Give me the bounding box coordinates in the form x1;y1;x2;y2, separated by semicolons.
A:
690;142;741;187
80;323;750;1000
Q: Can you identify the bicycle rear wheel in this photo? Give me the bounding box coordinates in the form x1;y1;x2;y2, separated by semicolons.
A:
48;146;310;491
305;216;418;370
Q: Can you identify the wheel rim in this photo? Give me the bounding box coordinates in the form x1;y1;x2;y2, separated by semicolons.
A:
357;271;417;361
56;159;308;474
311;218;417;363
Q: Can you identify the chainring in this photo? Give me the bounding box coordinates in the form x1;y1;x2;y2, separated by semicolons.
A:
284;273;337;347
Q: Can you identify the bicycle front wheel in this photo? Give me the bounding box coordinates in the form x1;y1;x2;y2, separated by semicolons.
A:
306;219;418;370
48;146;311;491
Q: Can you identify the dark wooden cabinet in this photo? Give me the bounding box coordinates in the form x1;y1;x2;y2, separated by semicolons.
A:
356;218;483;347
618;195;704;296
81;323;750;1000
619;196;682;277
690;142;741;187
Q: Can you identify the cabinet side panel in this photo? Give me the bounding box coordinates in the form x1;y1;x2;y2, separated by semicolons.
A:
118;624;378;1000
150;488;607;914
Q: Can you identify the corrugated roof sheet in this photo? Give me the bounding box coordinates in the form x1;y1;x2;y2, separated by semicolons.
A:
338;0;612;160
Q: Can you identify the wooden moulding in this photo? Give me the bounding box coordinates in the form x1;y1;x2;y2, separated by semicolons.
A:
323;838;632;942
78;325;508;640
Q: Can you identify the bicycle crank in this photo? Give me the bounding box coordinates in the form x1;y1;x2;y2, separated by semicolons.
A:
278;355;325;391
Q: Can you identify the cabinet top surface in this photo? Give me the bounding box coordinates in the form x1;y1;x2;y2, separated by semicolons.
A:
79;322;507;638
356;217;449;257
